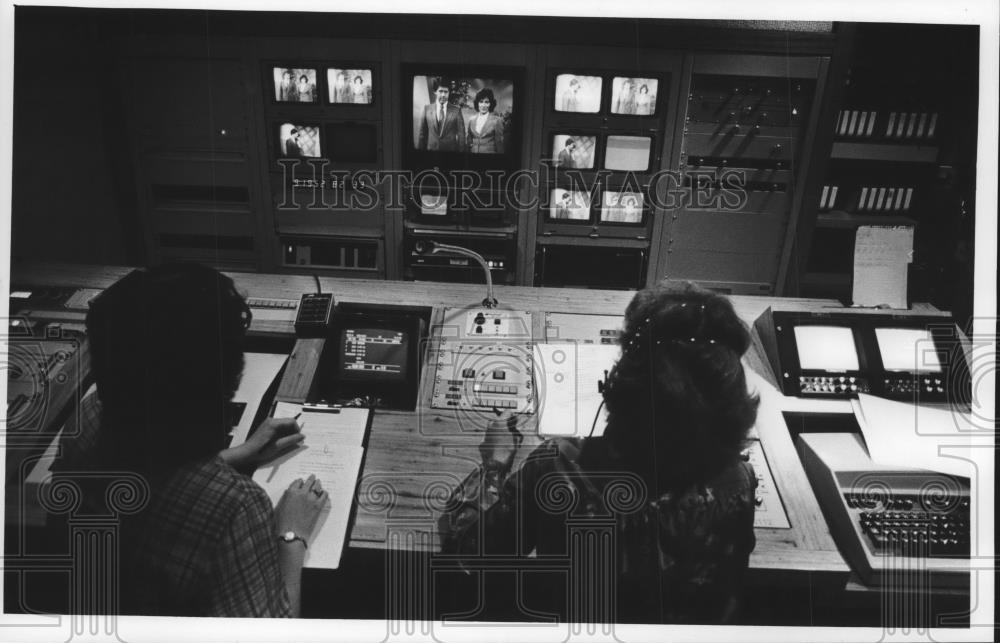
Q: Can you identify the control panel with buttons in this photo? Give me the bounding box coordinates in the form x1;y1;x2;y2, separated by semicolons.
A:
431;342;534;414
883;375;946;397
742;439;791;529
463;309;532;339
431;308;535;415
798;374;869;396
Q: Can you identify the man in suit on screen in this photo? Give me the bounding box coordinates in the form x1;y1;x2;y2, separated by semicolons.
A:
418;78;466;151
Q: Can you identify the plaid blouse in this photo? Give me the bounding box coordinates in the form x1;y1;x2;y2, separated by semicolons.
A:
53;393;291;617
440;438;758;623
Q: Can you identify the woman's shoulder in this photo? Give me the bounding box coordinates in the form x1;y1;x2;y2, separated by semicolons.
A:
164;458;273;518
663;459;757;514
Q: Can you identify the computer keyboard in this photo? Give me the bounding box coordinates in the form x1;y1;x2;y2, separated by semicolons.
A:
798;431;971;587
849;494;970;557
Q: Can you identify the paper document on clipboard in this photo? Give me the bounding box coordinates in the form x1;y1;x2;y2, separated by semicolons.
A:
252;402;370;569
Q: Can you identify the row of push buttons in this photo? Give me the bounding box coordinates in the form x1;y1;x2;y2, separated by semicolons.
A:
799;375;862;394
459;368;508;380
473;383;518;395
884;377;944;394
473;399;518;409
247;297;298;309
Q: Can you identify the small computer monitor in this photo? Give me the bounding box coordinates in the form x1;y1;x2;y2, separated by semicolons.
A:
273;67;318;103
339;327;409;382
604;135;652;172
553;74;602;113
793;325;860;371
610;77;659;116
551;134;596;169
548;188;592;221
326;122;378;163
419;194;448;216
874;328;943;372
327;68;374;105
277;123;321;158
600;190;644;223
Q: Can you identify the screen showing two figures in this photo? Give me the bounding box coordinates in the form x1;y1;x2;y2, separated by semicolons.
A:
340;328;409;382
793;326;942;373
410;75;513;154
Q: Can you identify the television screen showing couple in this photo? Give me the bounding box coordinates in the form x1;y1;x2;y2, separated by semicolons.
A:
410;75;514;155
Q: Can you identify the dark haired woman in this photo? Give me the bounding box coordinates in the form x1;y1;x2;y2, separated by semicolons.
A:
296;74;316;102
54;264;327;617
467;87;505;154
351;75;370;104
441;281;760;623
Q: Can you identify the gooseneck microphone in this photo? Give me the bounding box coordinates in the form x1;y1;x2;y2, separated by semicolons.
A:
413;240;498;308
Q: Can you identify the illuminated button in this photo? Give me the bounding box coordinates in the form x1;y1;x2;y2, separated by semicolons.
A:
493;369;506;380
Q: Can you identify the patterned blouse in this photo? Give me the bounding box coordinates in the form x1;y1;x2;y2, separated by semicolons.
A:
440;437;758;623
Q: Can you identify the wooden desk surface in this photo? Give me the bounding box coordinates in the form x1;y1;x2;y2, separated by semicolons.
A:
11;261;904;585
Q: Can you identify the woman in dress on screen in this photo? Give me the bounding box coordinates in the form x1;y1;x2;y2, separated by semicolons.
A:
296;74;316;102
635;83;654;115
466;87;504;154
52;264;327;617
441;281;760;623
351;75;370;104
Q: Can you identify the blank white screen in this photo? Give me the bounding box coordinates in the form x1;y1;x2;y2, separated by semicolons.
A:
794;326;859;371
875;328;943;372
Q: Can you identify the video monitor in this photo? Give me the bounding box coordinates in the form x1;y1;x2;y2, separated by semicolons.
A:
325;122;378;163
419;194;448;216
874;328;943;372
793;326;860;371
601;190;644;224
548;188;592;221
273;67;318;103
409;73;514;155
277;123;321;158
611;77;659;116
339;327;409;382
551;134;596;169
604;135;652;172
327;68;374;104
553;74;602;113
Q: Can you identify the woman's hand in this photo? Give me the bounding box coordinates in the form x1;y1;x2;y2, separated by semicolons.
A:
479;412;522;472
220;417;305;472
275;474;328;538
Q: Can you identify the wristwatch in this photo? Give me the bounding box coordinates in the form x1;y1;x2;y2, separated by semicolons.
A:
278;530;308;549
